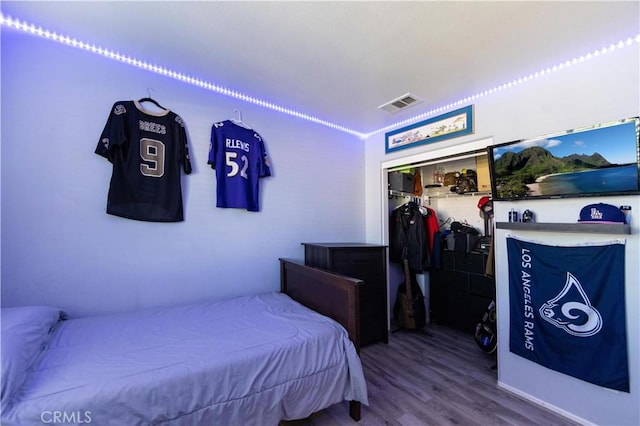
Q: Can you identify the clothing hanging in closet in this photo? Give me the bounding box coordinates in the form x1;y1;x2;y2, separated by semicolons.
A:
423;205;442;269
389;202;430;271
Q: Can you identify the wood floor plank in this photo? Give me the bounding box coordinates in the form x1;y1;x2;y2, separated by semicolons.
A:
283;323;581;426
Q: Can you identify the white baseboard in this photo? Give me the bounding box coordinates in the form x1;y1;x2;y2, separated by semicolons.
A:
497;380;593;426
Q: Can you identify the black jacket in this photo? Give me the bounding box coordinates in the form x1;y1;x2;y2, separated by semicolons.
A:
389;202;430;270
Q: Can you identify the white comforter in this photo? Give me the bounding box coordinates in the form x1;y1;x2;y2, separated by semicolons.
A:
1;293;368;425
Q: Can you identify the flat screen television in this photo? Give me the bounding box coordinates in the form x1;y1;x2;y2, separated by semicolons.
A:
488;117;640;201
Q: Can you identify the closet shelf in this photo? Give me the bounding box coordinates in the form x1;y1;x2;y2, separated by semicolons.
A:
388;189;420;199
389;189;491;201
424;190;491;199
496;221;631;234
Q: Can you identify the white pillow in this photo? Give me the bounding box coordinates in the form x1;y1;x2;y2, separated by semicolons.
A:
1;306;64;405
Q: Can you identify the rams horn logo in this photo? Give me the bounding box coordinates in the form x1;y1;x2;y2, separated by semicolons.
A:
539;272;603;337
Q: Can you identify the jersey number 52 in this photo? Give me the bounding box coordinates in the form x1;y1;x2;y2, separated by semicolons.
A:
226;152;248;179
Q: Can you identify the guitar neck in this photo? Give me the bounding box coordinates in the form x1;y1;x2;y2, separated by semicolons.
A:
403;259;413;299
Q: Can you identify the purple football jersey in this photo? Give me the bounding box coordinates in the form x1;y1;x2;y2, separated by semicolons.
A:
208;121;271;212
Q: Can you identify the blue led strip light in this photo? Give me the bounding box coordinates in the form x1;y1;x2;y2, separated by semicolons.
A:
363;34;640;140
0;13;366;138
1;13;639;140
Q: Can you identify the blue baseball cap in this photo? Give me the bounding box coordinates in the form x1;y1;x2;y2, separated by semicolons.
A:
578;203;626;224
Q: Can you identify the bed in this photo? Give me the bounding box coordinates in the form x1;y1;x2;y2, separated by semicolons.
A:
0;259;368;425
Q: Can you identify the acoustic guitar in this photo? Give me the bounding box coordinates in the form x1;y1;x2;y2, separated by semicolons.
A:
396;255;426;330
398;257;417;329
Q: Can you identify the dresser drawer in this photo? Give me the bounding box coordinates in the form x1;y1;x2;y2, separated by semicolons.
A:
452;251;486;274
441;250;456;270
429;249;495;335
469;275;495;298
331;250;384;275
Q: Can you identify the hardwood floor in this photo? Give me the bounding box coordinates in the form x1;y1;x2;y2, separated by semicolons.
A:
288;324;581;426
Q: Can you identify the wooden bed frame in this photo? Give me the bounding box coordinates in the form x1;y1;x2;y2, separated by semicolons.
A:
279;258;363;421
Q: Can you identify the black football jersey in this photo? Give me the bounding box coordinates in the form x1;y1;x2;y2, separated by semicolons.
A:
95;101;192;222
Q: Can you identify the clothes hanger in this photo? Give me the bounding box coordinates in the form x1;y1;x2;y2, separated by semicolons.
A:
138;87;167;110
232;109;251;129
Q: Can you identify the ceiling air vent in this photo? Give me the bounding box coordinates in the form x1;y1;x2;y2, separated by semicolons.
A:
378;93;423;113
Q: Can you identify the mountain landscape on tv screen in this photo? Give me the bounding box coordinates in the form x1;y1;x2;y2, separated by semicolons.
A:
494;146;636;198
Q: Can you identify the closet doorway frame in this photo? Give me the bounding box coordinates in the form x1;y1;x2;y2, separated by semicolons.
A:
379;136;493;330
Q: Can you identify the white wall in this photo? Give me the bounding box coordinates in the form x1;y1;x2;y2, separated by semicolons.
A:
365;43;640;425
494;197;639;426
0;29;366;317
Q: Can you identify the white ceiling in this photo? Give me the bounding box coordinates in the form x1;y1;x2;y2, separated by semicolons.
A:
3;1;639;135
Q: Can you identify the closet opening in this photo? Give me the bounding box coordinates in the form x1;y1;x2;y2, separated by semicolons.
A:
380;137;496;361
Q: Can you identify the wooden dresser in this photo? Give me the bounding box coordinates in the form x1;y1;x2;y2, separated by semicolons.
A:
429;250;495;334
301;243;388;346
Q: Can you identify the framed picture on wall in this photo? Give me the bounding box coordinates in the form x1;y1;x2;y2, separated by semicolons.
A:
385;105;474;153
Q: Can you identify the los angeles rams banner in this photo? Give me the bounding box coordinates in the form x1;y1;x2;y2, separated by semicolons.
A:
507;237;629;392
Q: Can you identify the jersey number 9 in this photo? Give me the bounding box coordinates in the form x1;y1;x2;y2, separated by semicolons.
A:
140;138;165;178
